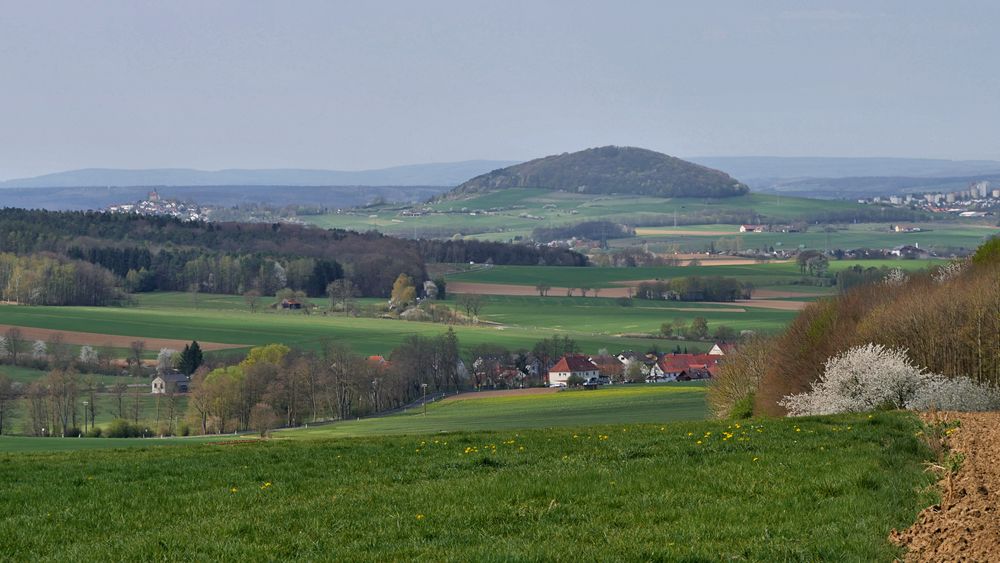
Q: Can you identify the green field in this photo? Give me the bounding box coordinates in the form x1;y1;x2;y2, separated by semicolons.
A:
302;190;880;240
282;383;709;438
465;294;796;335
0;410;934;560
0;297;699;360
445;259;938;288
625;222;998;254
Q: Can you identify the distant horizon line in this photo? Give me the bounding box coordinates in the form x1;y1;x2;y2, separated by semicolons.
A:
5;153;1000;183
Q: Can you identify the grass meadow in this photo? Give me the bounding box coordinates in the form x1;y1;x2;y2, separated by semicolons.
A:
0;410;934;560
282;383;709;439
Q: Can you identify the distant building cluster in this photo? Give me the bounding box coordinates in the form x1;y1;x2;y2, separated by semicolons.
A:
106;189;209;221
857;180;999;217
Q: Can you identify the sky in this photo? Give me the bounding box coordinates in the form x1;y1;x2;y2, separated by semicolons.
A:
1;1;999;179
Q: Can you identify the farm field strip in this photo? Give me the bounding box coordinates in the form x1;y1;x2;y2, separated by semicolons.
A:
444;259;942;287
0;299;707;357
0;322;244;352
0;411;936;559
280;383;709;438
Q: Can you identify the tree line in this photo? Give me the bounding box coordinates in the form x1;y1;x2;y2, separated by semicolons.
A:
634;276;752;302
0;209;586;298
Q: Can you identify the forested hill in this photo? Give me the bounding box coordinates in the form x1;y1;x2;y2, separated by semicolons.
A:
451;146;750;198
0;209;585;299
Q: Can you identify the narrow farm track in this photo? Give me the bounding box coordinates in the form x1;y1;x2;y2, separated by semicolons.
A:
892;412;1000;560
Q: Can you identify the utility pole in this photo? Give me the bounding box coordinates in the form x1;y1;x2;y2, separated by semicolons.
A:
421;383;428;415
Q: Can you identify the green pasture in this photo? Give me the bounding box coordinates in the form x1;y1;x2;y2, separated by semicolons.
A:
283;383;709;439
470;294;795;335
445;259;939;288
301;191;879;240
0;434;218;453
626;222;997;253
0;410;934;560
0;300;697;359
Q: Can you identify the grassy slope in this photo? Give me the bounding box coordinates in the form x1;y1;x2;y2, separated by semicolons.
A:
282;384;709;438
445;259;938;287
0;411;933;560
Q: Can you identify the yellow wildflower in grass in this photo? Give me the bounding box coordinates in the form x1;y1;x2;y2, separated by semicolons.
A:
260;482;272;490
752;457;759;462
230;487;238;493
415;514;425;520
696;440;702;445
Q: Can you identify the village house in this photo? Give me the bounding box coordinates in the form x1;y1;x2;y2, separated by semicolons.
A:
548;355;600;387
739;224;766;233
589;354;624;382
151;373;190;394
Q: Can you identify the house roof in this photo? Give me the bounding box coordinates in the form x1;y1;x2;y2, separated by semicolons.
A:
657;353;720;373
550;354;599;373
156;373;189;383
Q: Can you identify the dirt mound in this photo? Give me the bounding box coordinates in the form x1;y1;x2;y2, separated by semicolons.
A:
891;411;1000;561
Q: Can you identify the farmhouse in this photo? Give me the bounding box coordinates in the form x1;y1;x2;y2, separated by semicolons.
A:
280;299;303;310
739;224;766;233
548;355;599;387
151;373;190;394
590;354;624;381
648;353;721;383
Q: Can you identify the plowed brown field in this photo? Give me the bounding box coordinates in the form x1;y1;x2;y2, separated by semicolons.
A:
892;411;1000;561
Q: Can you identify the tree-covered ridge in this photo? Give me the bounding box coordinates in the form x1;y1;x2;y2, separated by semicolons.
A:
0;209;585;298
452;146;750;198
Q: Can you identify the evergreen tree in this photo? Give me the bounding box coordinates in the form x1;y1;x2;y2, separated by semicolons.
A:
178;341;204;376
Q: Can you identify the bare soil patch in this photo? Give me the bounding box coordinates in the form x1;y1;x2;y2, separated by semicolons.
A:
635;228;738;236
442;388;559;402
733;299;809;311
751;289;829;299
891;411;1000;561
0;324;245;352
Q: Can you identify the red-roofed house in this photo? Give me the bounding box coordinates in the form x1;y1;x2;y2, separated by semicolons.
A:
548;355;599;387
648;353;721;382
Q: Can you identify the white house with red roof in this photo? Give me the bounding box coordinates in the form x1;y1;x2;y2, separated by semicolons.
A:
648;353;721;382
548;354;600;387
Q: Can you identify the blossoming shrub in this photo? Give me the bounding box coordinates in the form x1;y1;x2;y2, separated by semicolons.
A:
780;344;1000;416
906;376;1000;412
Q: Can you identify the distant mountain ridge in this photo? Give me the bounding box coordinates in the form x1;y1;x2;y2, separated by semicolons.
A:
0;160;518;189
452;146;749;198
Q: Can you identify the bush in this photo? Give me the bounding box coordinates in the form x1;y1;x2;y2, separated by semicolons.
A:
106;418;143;438
780;344;1000;416
707;336;769;419
780;344;931;416
63;427;82;438
85;427;103;438
906;376;1000;412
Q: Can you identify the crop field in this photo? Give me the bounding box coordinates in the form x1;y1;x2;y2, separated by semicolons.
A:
282;383;709;438
462;294;796;335
0;410;934;559
301;190;875;240
445;259;938;288
623;222;999;254
0;298;698;360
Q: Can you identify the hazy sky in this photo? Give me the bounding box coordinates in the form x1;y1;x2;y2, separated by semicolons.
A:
2;1;998;179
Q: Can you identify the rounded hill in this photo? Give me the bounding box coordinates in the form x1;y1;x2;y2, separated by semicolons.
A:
452;146;749;198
